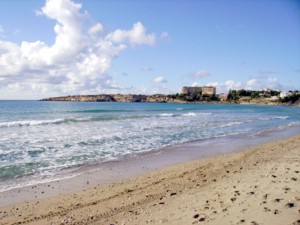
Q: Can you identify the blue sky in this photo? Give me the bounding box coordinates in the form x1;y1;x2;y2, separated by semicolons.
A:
0;0;299;99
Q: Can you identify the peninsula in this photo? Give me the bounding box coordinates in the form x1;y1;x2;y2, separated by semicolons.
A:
41;89;300;106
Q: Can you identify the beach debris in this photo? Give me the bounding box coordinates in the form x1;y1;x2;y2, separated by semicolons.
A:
231;197;237;202
262;194;268;199
193;214;199;219
286;202;295;208
193;213;206;222
199;216;206;222
274;198;283;203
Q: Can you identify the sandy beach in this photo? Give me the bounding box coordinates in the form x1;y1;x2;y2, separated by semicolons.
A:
0;135;300;225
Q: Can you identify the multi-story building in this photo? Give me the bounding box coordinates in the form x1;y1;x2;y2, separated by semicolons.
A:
182;86;216;96
202;86;216;96
181;86;203;95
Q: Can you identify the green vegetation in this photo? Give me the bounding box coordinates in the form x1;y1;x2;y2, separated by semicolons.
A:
227;89;281;101
168;89;299;105
279;93;300;104
168;93;218;102
227;90;240;101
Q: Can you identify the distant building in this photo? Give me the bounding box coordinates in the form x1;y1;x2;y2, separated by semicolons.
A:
181;86;202;95
219;93;228;101
280;91;293;98
270;96;279;100
202;86;216;96
181;86;216;96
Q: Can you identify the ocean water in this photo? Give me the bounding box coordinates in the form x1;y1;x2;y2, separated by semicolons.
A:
0;100;299;191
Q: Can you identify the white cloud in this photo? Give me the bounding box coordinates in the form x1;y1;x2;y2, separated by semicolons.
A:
205;80;242;93
224;80;243;90
88;23;104;37
204;77;282;94
0;0;157;98
153;76;167;83
160;31;169;40
108;21;156;46
191;82;202;87
245;77;281;90
191;70;210;78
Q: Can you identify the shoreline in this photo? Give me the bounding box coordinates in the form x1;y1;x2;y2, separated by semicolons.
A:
0;125;299;208
40;94;300;106
0;132;299;224
0;127;299;224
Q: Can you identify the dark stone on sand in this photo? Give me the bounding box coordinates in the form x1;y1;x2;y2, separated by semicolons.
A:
286;202;295;208
199;217;205;222
193;214;199;218
231;197;237;202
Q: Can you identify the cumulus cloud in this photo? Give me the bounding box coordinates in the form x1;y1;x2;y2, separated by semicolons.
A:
204;77;282;94
245;77;281;90
153;76;167;83
0;0;157;97
205;80;242;93
190;70;210;79
108;22;156;46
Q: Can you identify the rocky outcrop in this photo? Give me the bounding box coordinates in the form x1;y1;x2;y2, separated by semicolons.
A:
41;94;179;103
41;94;300;106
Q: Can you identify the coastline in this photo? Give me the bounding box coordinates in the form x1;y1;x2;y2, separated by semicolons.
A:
0;127;299;224
41;94;300;106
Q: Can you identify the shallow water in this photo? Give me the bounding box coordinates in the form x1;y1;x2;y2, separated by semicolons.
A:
0;101;299;191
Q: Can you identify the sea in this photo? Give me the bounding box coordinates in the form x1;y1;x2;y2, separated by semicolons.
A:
0;100;299;192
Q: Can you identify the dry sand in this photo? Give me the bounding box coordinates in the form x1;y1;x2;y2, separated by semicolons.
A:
0;135;299;225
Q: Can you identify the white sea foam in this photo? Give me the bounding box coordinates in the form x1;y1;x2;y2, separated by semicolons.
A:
182;112;212;117
159;113;174;117
274;116;289;120
182;112;197;117
219;121;244;128
0;119;65;128
0;101;299;192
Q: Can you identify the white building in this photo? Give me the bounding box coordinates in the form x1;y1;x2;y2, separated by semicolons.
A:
280;91;293;98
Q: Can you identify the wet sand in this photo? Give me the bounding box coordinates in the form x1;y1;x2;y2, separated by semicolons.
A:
0;134;300;224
